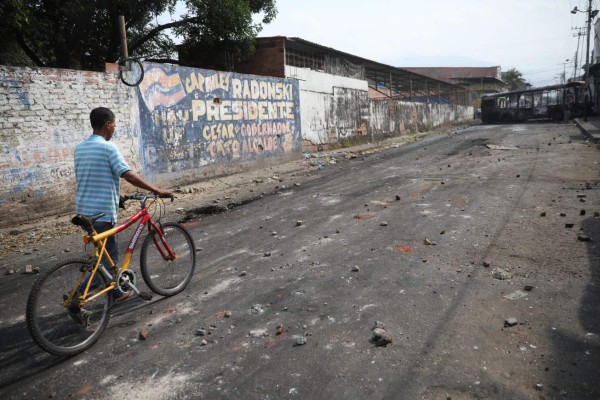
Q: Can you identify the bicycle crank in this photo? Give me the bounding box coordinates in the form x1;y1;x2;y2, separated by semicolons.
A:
116;270;153;301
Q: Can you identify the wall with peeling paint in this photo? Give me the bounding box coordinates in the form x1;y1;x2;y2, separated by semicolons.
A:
285;66;370;147
0;64;302;225
286;65;473;149
0;66;140;224
368;100;474;138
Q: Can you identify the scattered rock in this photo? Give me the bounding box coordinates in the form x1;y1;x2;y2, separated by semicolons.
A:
24;265;33;274
139;329;149;340
251;304;264;314
504;318;518;327
540;212;546;217
351;266;360;272
580;210;586;216
5;268;15;275
264;252;272;257
380;221;388;227
196;329;207;337
224;311;233;318
534;383;543;391
296;220;303;227
249;329;268;338
201;339;208;346
395;195;401;201
276;324;284;335
373;321;385;330
578;235;591;242
503;290;528;300
482;260;492;268
523;285;534;292
240;271;247;276
493;267;512;280
372;328;393;346
560;213;566;217
292;335;307;346
565;223;574;228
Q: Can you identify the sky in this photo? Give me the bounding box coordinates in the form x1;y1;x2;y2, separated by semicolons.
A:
249;0;599;87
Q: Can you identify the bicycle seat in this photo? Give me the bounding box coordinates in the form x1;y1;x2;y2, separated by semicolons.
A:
71;213;106;228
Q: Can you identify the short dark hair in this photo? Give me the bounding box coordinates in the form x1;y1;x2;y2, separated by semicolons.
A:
90;107;115;130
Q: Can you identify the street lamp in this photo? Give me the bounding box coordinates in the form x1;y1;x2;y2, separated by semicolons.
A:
571;3;599;85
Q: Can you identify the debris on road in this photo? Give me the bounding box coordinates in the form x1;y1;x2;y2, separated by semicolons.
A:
503;290;528;300
292;335;307;346
371;328;393;347
139;329;149;340
493;268;512;280
578;234;591;242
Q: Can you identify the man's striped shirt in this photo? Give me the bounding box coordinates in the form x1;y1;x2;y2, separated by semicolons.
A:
74;134;130;223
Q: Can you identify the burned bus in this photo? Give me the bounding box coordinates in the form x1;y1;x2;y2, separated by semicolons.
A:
480;81;586;124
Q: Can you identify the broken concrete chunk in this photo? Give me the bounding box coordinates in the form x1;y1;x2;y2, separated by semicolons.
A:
493;268;512;280
503;290;528;300
372;328;393;346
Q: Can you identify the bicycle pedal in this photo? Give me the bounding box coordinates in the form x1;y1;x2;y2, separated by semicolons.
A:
138;292;153;301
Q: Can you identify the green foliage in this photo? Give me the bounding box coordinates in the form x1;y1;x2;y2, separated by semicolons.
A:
0;0;277;71
502;68;527;91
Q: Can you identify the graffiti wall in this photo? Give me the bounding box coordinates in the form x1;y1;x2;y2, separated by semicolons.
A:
137;64;302;181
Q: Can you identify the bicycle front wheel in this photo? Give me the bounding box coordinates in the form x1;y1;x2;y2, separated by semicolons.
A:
140;223;196;297
26;258;112;356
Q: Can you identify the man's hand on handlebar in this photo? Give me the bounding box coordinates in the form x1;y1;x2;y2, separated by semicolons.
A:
154;189;174;201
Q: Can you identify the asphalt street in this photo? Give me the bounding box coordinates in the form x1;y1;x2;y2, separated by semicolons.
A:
1;121;599;400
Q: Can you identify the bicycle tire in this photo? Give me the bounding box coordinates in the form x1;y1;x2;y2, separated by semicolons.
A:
140;223;196;296
118;57;144;87
26;258;112;356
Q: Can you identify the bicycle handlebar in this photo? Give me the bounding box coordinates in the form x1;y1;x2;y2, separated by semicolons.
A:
120;193;174;208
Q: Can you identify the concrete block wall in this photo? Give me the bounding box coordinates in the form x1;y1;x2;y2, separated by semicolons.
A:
369;99;474;138
0;65;140;225
287;65;473;150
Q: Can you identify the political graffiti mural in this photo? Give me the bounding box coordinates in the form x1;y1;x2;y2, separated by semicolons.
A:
137;63;302;175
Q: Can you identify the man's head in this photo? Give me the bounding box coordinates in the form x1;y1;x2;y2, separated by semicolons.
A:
90;107;116;140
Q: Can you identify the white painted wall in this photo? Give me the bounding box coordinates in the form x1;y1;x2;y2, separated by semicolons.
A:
285;66;368;145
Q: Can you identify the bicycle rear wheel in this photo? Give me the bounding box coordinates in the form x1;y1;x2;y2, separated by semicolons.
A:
118;57;144;87
26;258;112;356
140;223;196;296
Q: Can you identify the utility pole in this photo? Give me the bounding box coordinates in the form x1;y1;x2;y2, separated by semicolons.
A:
572;27;586;79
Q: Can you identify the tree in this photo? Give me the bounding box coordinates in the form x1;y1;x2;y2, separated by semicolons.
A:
502;68;527;91
0;0;277;71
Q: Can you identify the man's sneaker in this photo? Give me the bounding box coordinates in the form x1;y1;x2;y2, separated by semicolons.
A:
113;289;133;303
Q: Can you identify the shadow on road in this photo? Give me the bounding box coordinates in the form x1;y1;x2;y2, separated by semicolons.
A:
0;320;68;393
545;214;600;398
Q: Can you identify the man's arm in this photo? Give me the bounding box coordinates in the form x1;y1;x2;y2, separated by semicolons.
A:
121;170;172;197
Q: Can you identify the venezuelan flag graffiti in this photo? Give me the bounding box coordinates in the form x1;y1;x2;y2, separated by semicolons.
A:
139;67;186;112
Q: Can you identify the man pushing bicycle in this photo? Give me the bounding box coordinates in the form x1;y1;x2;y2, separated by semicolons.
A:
74;107;172;301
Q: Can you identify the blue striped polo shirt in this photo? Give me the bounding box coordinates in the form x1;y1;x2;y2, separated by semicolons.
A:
74;134;131;223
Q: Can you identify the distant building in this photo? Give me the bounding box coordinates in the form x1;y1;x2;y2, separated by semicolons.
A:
402;67;507;97
221;36;474;105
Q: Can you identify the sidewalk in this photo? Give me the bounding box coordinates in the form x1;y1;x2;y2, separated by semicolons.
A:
573;116;600;143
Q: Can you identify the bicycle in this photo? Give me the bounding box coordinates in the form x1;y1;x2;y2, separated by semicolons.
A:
26;194;196;356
